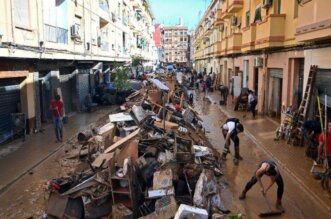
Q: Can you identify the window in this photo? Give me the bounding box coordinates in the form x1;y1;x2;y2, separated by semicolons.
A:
245;11;250;27
99;0;109;11
275;0;281;15
254;5;262;23
117;3;121;19
294;0;298;18
13;0;30;28
91;20;98;44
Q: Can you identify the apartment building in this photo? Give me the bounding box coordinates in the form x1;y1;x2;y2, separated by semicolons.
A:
153;24;162;66
161;26;190;68
0;0;155;142
194;0;331;120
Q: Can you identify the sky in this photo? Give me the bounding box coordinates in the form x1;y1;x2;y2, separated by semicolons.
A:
149;0;210;30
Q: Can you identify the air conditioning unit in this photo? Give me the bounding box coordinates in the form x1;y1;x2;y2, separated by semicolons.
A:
97;36;102;47
263;0;273;8
70;24;80;38
254;57;263;67
231;16;237;26
111;12;117;22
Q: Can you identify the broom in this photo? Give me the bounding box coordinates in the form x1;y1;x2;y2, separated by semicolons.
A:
259;194;283;217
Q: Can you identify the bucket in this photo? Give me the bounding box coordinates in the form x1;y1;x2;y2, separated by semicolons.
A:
62;116;69;124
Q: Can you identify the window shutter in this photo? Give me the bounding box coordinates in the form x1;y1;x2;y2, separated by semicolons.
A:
254;5;262;23
13;0;30;28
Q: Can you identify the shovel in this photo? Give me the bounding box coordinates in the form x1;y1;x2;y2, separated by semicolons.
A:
259;194;283;217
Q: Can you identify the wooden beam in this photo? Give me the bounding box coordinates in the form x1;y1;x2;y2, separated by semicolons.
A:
104;129;140;153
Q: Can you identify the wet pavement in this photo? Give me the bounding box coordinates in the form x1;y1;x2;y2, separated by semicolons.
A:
193;90;331;218
0;106;117;195
1;83;331;218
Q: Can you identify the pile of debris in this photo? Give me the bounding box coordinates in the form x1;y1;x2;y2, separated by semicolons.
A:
44;76;235;219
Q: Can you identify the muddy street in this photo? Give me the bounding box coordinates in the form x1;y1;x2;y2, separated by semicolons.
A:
0;107;117;219
192;90;331;219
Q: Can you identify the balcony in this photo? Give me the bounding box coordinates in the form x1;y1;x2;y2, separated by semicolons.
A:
214;41;222;56
241;24;256;52
220;0;232;19
227;33;242;54
221;37;228;55
228;0;243;13
255;14;286;50
44;24;68;44
295;0;331;42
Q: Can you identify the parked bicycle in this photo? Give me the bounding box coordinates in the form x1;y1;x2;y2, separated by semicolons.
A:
274;107;293;141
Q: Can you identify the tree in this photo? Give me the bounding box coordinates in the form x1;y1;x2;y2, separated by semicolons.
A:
113;66;130;92
132;55;144;78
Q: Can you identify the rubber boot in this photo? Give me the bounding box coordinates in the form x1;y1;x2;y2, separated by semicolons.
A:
233;157;239;165
239;190;247;199
235;147;243;160
222;146;229;160
275;199;285;212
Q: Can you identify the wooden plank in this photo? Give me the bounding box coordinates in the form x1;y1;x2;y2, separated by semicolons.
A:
92;152;114;167
104;129;140;153
115;140;139;167
180;93;184;107
155;120;179;130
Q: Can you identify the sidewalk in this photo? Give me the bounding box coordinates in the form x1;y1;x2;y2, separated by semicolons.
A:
207;92;331;210
0;106;116;194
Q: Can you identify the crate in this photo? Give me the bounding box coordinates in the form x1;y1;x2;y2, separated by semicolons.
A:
174;136;193;163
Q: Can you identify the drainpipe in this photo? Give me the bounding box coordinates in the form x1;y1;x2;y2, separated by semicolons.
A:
261;52;268;115
9;0;15;42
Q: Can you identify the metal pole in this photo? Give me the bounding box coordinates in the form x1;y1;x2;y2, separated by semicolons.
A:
325;93;328;168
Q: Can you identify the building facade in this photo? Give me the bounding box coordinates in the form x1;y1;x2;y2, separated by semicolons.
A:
0;0;155;142
153;24;162;66
194;0;331;120
161;26;190;68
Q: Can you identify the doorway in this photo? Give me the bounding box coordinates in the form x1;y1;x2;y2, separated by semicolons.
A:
268;68;283;118
254;67;259;96
243;60;249;88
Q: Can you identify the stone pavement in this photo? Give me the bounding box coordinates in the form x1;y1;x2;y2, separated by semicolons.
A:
0;106;116;195
206;91;331;211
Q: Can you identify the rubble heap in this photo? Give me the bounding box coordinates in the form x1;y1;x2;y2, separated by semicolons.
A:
44;75;235;219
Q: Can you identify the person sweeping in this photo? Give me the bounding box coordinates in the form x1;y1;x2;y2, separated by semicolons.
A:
239;160;284;212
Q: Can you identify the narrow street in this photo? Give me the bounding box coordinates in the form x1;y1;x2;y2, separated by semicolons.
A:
193;90;331;218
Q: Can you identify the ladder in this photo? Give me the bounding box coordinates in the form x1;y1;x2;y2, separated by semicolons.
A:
289;65;318;146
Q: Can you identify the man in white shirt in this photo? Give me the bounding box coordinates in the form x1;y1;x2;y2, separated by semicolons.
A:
222;118;244;165
248;90;257;119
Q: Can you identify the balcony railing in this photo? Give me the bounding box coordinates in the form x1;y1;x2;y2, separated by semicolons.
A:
228;0;243;13
214;41;222;56
255;14;286;50
241;24;256;52
44;24;68;44
101;42;109;52
227;33;242;54
221;37;228;55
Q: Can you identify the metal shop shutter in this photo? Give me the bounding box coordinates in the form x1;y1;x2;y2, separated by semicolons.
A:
77;73;90;111
0;85;20;137
315;69;331;97
316;69;331;109
60;74;76;114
